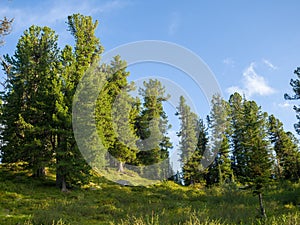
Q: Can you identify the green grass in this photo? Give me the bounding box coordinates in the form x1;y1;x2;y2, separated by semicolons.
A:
0;163;299;225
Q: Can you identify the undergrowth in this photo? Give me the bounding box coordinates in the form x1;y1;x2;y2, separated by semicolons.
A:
0;163;299;225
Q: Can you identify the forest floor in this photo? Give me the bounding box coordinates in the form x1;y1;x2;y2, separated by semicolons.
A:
0;163;299;225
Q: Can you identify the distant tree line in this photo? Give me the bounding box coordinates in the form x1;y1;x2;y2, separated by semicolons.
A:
177;92;300;217
180;93;300;187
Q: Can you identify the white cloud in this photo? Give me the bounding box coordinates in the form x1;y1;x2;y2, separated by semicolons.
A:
226;62;276;98
223;57;235;67
278;102;292;108
243;63;276;96
226;86;245;96
262;59;277;70
0;0;128;32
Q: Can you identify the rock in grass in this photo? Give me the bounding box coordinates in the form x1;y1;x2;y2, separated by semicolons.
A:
116;180;132;186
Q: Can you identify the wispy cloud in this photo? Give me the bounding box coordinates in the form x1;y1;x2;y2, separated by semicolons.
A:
168;12;180;36
262;59;277;70
226;63;276;98
278;102;292;108
0;0;128;32
223;57;235;67
226;86;245;96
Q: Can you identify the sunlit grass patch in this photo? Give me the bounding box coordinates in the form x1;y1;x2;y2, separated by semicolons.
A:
0;163;299;224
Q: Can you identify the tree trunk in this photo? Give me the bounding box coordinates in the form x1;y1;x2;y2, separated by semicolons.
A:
258;193;266;218
61;175;68;192
118;162;124;173
277;158;282;179
56;171;62;188
218;164;223;185
34;167;46;178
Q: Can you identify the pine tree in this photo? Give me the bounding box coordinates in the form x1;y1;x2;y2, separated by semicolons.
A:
242;100;272;217
284;67;300;180
176;96;200;185
1;25;60;177
228;93;272;216
111;91;139;172
229;93;246;180
135;79;172;179
183;119;208;185
0;16;13;46
268;115;300;180
55;14;103;191
72;62;107;176
284;132;300;180
206;95;232;185
94;55;139;173
285;67;300;134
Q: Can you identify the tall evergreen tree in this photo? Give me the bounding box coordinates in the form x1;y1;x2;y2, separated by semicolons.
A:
1;25;60;177
111;90;139;172
176;96;198;164
285;67;300;135
135;79;172;179
0;16;13;46
229;93;246;180
182;119;208;185
284;132;300;180
268;115;300;180
94;55;139;173
242;99;272;217
284;67;300;181
176;96;200;184
206;95;233;185
55;14;103;191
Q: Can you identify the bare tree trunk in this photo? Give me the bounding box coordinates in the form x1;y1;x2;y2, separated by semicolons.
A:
34;167;46;178
218;164;223;185
118;162;124;173
277;158;282;179
61;175;68;192
39;167;46;177
258;193;266;218
56;171;62;188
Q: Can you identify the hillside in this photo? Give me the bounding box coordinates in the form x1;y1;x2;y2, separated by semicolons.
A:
0;163;299;225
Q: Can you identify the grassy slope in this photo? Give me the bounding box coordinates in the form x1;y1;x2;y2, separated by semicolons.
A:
0;163;299;225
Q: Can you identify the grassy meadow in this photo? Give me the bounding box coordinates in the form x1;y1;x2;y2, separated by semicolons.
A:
0;163;299;225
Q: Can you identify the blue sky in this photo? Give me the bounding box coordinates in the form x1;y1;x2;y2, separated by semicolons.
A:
1;0;300;170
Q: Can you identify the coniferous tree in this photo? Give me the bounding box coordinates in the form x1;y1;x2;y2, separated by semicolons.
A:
228;93;272;216
109;57;139;172
284;132;300;180
229;93;246;180
0;16;13;46
135;79;172;179
72;62;107;175
268;115;300;181
206;95;232;185
95;56;138;173
217;136;232;184
55;14;103;191
176;96;200;185
183;119;208;185
284;67;300;180
285;67;300;135
1;26;60;177
242;99;272;217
